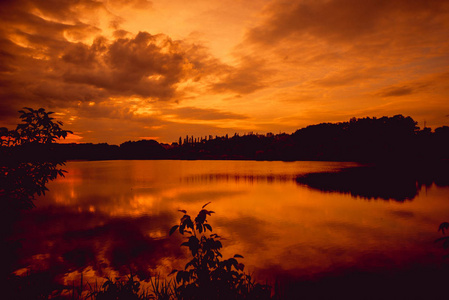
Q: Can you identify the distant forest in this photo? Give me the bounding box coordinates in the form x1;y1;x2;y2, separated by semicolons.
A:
21;115;449;162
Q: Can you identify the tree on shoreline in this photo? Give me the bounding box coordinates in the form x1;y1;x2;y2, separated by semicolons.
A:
47;114;449;162
0;107;72;209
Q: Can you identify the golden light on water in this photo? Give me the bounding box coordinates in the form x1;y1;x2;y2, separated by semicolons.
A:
26;160;449;286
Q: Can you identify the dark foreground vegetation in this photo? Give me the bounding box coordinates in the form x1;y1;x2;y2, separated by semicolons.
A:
2;108;449;299
167;203;271;299
38;114;449;162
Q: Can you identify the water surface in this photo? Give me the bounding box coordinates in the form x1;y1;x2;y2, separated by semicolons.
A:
12;160;449;296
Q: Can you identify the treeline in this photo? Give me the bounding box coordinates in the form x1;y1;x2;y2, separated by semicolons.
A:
23;114;449;162
170;114;449;161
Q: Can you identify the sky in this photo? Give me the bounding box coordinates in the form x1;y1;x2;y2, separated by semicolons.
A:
1;0;448;144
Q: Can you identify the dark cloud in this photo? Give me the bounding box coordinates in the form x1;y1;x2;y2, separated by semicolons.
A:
113;29;131;39
177;43;271;95
0;1;103;115
165;107;249;120
375;76;437;98
211;56;273;94
22;0;104;22
107;0;152;10
61;32;188;100
377;86;414;97
0;0;102;41
247;0;449;45
73;101;137;120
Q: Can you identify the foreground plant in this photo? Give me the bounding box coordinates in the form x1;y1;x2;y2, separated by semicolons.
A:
169;202;271;300
436;222;449;259
88;273;149;300
0;107;72;209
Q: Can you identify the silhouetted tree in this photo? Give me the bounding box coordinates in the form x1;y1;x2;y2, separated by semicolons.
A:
119;139;167;159
17;114;449;162
0;107;72;209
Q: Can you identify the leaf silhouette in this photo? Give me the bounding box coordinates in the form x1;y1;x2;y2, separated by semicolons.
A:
202;202;212;209
204;223;212;232
169;225;179;236
438;222;449;234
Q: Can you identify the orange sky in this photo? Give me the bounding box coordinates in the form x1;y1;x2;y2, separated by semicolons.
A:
1;0;448;144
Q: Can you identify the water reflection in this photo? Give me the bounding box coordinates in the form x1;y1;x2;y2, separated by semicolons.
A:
296;167;418;201
8;160;449;297
183;173;296;185
14;208;186;284
296;163;449;201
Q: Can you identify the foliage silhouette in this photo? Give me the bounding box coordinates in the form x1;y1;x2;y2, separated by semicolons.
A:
89;273;147;300
0;107;72;209
84;274;180;300
436;222;449;259
1;108;71;299
169;203;271;299
119;140;168;159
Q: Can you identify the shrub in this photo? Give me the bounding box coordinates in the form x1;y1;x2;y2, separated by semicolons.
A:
169;203;271;300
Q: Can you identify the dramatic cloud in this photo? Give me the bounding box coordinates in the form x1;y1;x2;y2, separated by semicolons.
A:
1;0;448;142
61;32;189;99
0;0;272;141
247;0;449;45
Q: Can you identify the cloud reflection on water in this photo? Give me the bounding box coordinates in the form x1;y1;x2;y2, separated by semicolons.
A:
10;160;449;296
14;208;186;283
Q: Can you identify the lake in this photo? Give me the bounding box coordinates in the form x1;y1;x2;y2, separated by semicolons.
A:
10;160;449;298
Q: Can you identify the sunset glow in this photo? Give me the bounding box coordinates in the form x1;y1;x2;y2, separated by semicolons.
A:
1;0;448;144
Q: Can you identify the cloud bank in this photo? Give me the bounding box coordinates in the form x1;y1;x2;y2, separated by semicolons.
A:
1;0;448;143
